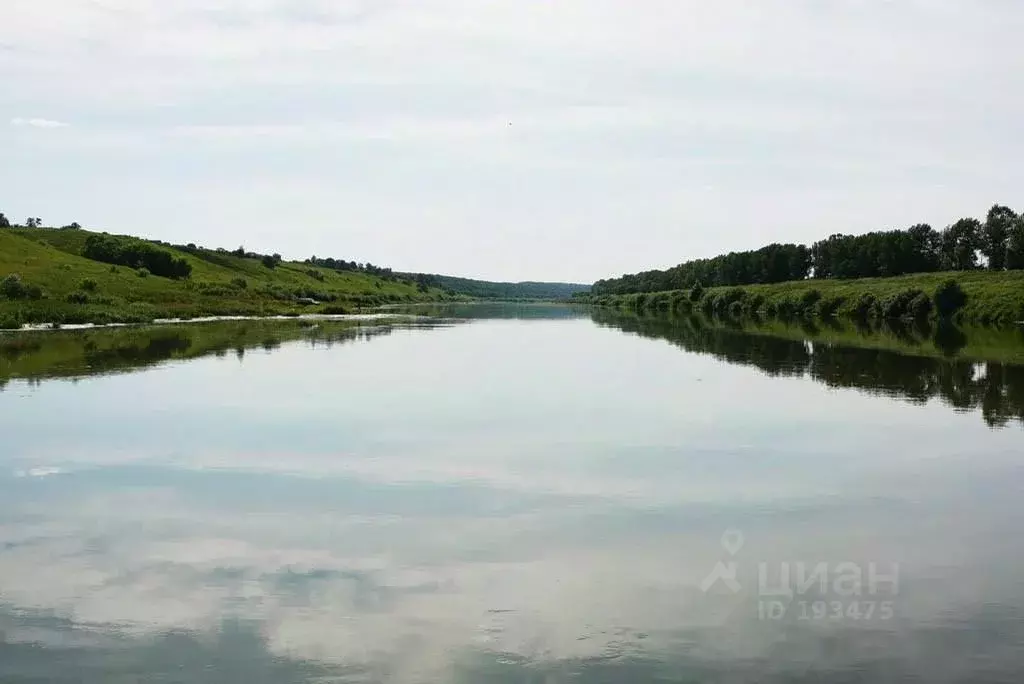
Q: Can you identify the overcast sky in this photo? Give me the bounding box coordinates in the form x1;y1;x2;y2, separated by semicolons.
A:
2;1;1022;282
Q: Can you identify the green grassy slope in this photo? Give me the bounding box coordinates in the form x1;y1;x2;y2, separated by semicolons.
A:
586;270;1024;325
0;228;451;327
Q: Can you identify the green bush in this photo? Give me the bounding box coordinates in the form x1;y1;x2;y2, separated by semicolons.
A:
1;274;43;301
136;267;150;278
83;234;192;279
800;289;823;311
776;299;798;319
934;279;967;319
1;274;27;299
853;293;878;319
306;269;325;282
817;296;845;318
0;313;22;330
689;283;705;302
230;277;248;290
66;292;90;304
293;287;337;302
908;292;933;319
878;289;927;319
670;291;691;312
708;287;747;315
649;292;670;310
79;278;98;292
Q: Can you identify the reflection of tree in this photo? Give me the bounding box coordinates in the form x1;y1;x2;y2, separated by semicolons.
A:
592;310;1024;429
934;323;969;357
82;331;194;370
598;312;810;378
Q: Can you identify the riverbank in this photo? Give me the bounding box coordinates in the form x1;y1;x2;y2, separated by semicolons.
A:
582;270;1024;326
0;228;455;329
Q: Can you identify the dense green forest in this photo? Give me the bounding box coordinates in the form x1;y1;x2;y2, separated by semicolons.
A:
592;204;1024;294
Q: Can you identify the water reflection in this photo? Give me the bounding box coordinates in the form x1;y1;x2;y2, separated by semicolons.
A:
0;319;451;387
592;309;1024;429
2;306;1024;683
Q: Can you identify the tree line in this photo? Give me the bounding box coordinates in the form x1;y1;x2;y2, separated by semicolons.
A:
593;243;810;295
592;204;1024;295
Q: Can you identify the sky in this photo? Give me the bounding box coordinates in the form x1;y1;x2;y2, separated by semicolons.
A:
2;1;1022;283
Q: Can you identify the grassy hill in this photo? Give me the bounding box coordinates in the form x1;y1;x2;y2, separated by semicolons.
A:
0;227;452;328
585;270;1024;326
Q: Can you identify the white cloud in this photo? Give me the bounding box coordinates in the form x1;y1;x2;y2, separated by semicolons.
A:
10;117;69;128
0;1;1022;280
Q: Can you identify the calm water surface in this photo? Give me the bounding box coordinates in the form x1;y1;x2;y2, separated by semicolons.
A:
2;305;1023;683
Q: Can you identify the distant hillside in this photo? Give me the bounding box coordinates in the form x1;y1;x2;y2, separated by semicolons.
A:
0;226;451;328
0;221;591;328
408;273;590;299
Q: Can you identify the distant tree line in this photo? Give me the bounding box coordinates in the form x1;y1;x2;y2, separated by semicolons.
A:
402;274;590;299
304;255;397;280
593;204;1024;295
83;234;193;279
0;213;82;230
593;243;810;294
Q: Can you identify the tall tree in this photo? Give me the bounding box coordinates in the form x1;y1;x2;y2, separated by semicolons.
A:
906;223;941;273
1007;215;1024;270
940;219;981;271
983;204;1017;270
0;212;9;228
